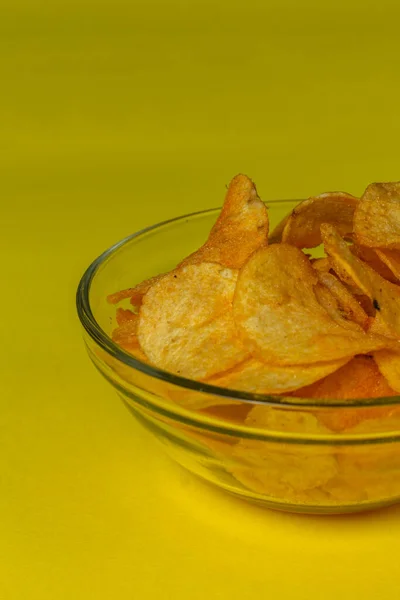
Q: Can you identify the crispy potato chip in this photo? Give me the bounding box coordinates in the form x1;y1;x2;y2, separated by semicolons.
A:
116;307;136;326
206;356;350;395
179;174;269;270
313;283;364;332
350;244;398;284
374;350;400;393
232;406;337;497
268;213;290;244
354;182;400;249
108;174;268;308
111;314;150;362
366;313;398;338
107;274;164;307
280;192;358;249
293;356;397;431
138;262;248;379
233;244;393;365
375;248;400;282
316;271;368;329
312;257;331;273
322;223;400;339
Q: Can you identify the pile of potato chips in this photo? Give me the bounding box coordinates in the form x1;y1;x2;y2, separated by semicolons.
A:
108;174;400;404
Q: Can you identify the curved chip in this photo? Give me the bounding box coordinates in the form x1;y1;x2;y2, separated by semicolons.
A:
206;356;350;395
107;174;268;307
322;223;400;339
374;350;400;393
316;271;368;329
354;182;400;249
280;192;358;249
375;248;400;282
233;244;393;365
179;173;269;270
138;262;248;379
350;244;398;284
232;406;337;497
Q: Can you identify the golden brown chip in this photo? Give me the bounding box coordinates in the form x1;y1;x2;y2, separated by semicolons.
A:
206;356;350;395
108;174;268;308
116;307;137;326
373;350;400;393
322;223;400;339
316;271;368;329
354;182;400;249
268;213;290;244
375;248;400;282
107;274;164;307
138;262;248;379
312;257;331;273
280;192;358;249
293;356;398;431
313;283;364;332
350;244;398;284
111;314;150;362
233;244;393;365
232;406;337;497
179;174;269;270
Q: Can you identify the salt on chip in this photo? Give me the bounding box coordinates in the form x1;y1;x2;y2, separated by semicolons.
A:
207;356;350;395
179;174;269;270
233;244;393;366
280;192;358;249
138;262;248;379
354;182;400;249
321;223;400;339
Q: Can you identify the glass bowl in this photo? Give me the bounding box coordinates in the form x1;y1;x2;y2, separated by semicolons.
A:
76;201;400;515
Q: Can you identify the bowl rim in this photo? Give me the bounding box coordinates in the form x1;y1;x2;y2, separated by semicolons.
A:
76;203;400;412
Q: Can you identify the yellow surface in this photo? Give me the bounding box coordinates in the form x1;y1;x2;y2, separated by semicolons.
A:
2;0;400;597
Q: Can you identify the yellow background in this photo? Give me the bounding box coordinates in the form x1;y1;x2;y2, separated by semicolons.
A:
2;0;400;597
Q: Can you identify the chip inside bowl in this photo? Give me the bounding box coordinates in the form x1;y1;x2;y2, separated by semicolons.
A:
108;175;400;402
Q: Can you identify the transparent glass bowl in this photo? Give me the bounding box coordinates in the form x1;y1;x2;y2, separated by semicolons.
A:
76;201;400;514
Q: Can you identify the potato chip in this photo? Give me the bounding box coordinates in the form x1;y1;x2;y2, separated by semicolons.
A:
293;356;398;431
316;271;368;329
375;248;400;282
373;350;400;393
108;174;268;308
268;213;290;244
179;174;269;270
232;407;337;497
116;307;137;326
313;283;364;332
233;244;393;365
280;192;358;248
138;262;248;379
312;257;331;273
322;223;400;339
111;314;150;362
354;182;400;249
107;274;164;307
350;244;398;284
206;356;350;395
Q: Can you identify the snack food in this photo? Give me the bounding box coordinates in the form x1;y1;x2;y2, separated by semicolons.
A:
106;175;400;508
108;175;400;402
